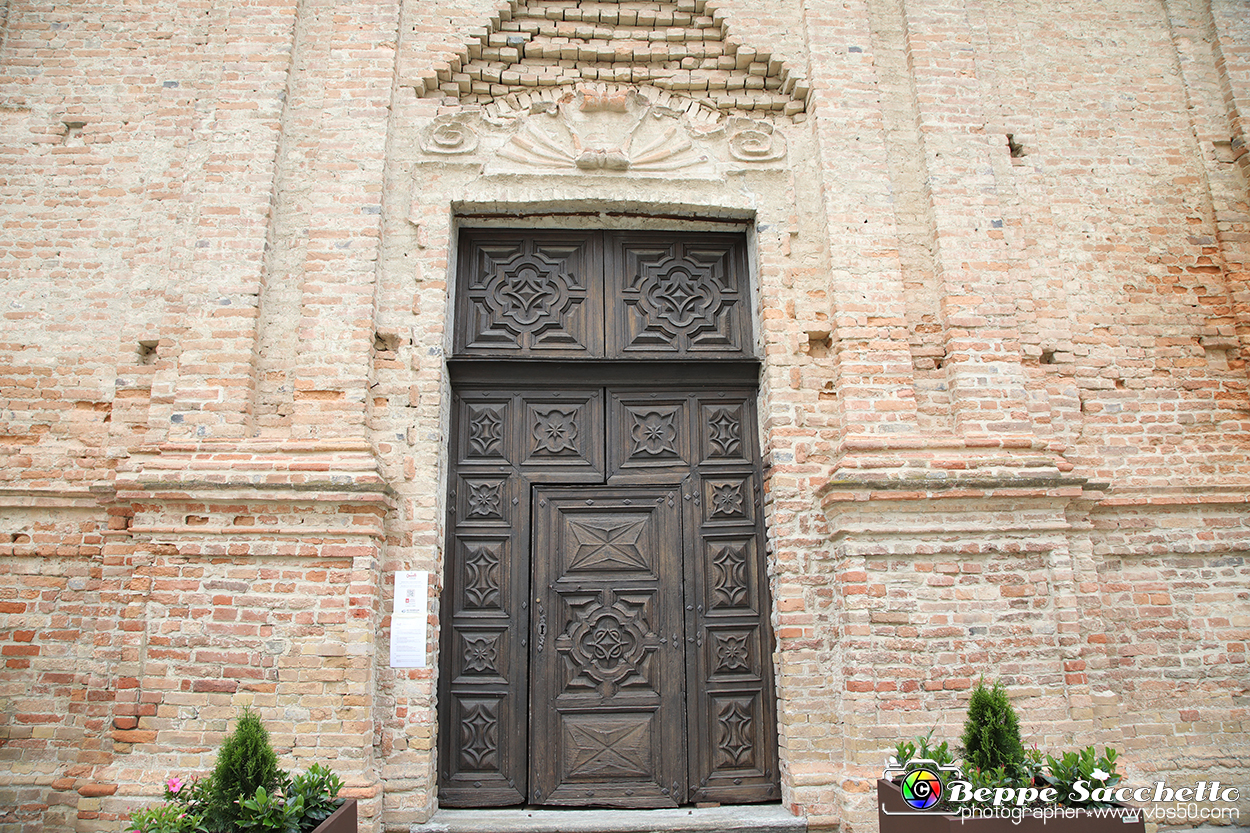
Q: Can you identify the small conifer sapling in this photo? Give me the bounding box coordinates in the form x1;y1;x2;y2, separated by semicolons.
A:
209;707;283;829
959;680;1026;777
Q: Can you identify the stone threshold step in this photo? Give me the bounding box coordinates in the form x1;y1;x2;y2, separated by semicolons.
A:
412;805;806;833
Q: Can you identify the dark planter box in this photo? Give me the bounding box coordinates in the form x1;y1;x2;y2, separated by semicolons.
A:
311;798;357;833
878;779;1144;832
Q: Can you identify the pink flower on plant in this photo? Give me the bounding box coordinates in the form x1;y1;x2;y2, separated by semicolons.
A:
166;776;184;794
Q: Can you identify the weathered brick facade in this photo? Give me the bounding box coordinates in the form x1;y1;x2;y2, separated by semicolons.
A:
1;0;1248;830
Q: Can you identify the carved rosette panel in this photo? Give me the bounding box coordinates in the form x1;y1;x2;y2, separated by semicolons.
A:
609;396;691;476
705;480;747;520
712;632;750;673
707;627;759;677
520;392;604;473
630;410;678;458
532;407;580;456
461;478;506;521
456;232;602;357
610;236;748;357
461;632;502;676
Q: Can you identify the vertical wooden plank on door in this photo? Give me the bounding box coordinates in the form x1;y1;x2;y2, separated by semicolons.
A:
438;391;528;806
529;487;687;808
685;391;780;803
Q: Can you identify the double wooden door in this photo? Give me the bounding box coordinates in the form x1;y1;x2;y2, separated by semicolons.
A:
439;370;778;808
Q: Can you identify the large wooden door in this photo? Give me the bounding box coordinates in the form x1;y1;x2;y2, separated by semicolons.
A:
439;229;777;809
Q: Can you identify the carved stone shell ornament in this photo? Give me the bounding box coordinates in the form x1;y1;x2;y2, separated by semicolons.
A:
497;89;708;174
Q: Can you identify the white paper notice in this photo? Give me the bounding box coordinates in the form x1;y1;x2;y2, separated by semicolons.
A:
390;570;428;668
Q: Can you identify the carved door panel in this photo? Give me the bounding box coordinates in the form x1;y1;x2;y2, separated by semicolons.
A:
604;387;778;803
529;487;686;808
606;233;751;358
454;230;604;358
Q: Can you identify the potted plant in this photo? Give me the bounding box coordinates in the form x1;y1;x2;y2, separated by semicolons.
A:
127;708;357;833
877;681;1145;832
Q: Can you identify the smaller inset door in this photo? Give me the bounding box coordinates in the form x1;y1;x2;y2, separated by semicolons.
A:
529;487;687;808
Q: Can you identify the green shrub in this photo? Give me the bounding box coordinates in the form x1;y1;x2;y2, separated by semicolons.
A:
959;764;1017;809
288;764;344;831
959;680;1025;776
127;800;205;833
893;729;955;769
1041;746;1121;808
208;707;283;829
238;785;304;833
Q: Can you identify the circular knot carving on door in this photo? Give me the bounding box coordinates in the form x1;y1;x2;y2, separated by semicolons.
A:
637;257;722;337
567;602;647;686
483;251;578;336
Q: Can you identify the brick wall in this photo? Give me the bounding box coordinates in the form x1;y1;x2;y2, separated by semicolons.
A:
1;0;1248;831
